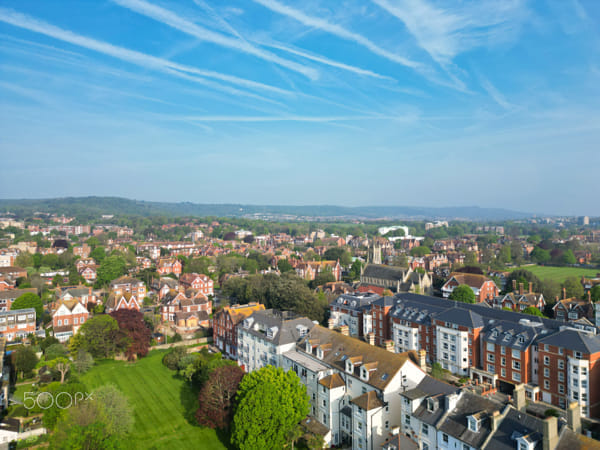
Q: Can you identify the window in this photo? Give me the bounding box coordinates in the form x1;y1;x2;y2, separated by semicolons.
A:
404;415;410;426
575;351;582;360
487;364;495;373
512;349;520;359
573;367;579;375
512;361;521;370
74;317;78;324
544;356;550;366
58;319;62;326
559;347;564;355
558;360;564;370
558;384;564;394
422;423;429;434
501;357;506;367
581;367;587;376
513;372;521;382
487;354;495;363
463;445;470;450
486;342;495;352
558;372;564;382
573;391;579;401
468;417;478;432
500;346;506;355
323;400;326;407
443;434;449;443
544;368;550;377
544;380;550;389
501;368;506;377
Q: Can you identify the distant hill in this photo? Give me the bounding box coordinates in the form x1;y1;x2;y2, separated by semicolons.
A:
0;197;532;221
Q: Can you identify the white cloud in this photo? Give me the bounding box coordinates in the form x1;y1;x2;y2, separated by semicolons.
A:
0;7;293;101
251;0;420;69
111;0;319;80
478;75;513;110
372;0;526;66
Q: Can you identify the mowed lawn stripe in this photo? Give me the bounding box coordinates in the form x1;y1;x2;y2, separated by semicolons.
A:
81;351;226;450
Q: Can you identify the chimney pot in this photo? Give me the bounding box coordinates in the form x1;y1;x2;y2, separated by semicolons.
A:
519;283;524;296
563;287;567;300
529;282;533;294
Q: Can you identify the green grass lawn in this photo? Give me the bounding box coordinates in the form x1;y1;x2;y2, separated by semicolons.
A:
510;265;600;283
80;351;229;450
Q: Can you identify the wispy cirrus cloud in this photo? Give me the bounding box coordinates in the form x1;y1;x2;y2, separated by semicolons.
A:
251;0;420;69
172;114;417;123
372;0;527;67
477;74;513;110
257;40;394;80
0;7;293;102
111;0;319;80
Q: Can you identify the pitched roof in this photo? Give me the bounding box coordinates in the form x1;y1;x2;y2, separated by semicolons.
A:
318;373;345;389
361;264;406;282
0;288;37;300
299;325;419;390
448;273;493;289
437;392;503;448
351;390;384;411
433;307;485;329
484;407;546;450
241;309;315;346
537;329;600;354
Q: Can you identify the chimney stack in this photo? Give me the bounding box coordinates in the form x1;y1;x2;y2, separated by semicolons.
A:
384;339;395;353
513;384;526;412
339;324;349;336
567;401;582;434
328;318;335;329
367;333;375;346
529;282;533;294
543;416;559;450
588;291;592;303
519;283;524;296
563;288;567;300
418;349;427;372
491;410;501;431
512;279;517;291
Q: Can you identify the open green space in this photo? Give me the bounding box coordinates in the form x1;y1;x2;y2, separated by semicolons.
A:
510;265;599;284
80;350;228;450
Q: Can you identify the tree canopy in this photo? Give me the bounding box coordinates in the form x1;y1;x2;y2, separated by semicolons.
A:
196;365;244;429
12;292;43;318
109;309;152;360
505;269;542;294
522;306;544;317
449;284;476;303
70;315;125;359
231;366;310;450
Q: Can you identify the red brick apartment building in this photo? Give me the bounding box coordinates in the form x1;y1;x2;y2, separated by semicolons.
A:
348;292;600;419
213;303;264;357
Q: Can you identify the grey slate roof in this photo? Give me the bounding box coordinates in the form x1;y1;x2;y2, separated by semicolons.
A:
241;309;315;346
362;264;406;282
333;293;381;312
433;307;485;329
437;392;503;449
537;329;600;354
408;376;460;427
483;407;546;450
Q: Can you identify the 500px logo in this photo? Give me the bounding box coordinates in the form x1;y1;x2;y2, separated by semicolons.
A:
23;392;93;410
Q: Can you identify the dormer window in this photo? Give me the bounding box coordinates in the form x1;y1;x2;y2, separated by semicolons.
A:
317;348;323;360
467;416;480;432
305;341;312;353
346;360;353;374
361;367;369;381
427;398;437;412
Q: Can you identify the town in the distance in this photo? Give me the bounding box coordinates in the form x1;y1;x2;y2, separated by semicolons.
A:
0;205;599;450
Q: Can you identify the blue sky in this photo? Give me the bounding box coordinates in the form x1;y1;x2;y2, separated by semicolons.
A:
1;0;599;215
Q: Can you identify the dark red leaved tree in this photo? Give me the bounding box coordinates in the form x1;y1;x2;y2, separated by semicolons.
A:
196;365;244;429
109;309;152;360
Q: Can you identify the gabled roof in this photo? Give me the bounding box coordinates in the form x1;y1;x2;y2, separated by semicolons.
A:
361;263;406;282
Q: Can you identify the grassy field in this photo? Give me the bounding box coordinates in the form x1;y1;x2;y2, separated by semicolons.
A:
80;351;228;450
510;265;599;283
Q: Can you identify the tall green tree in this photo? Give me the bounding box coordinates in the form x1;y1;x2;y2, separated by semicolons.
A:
563;277;584;299
590;285;600;302
70;315;125;359
96;255;127;286
13;346;38;379
449;284;476;303
231;366;310;450
11;292;43;318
